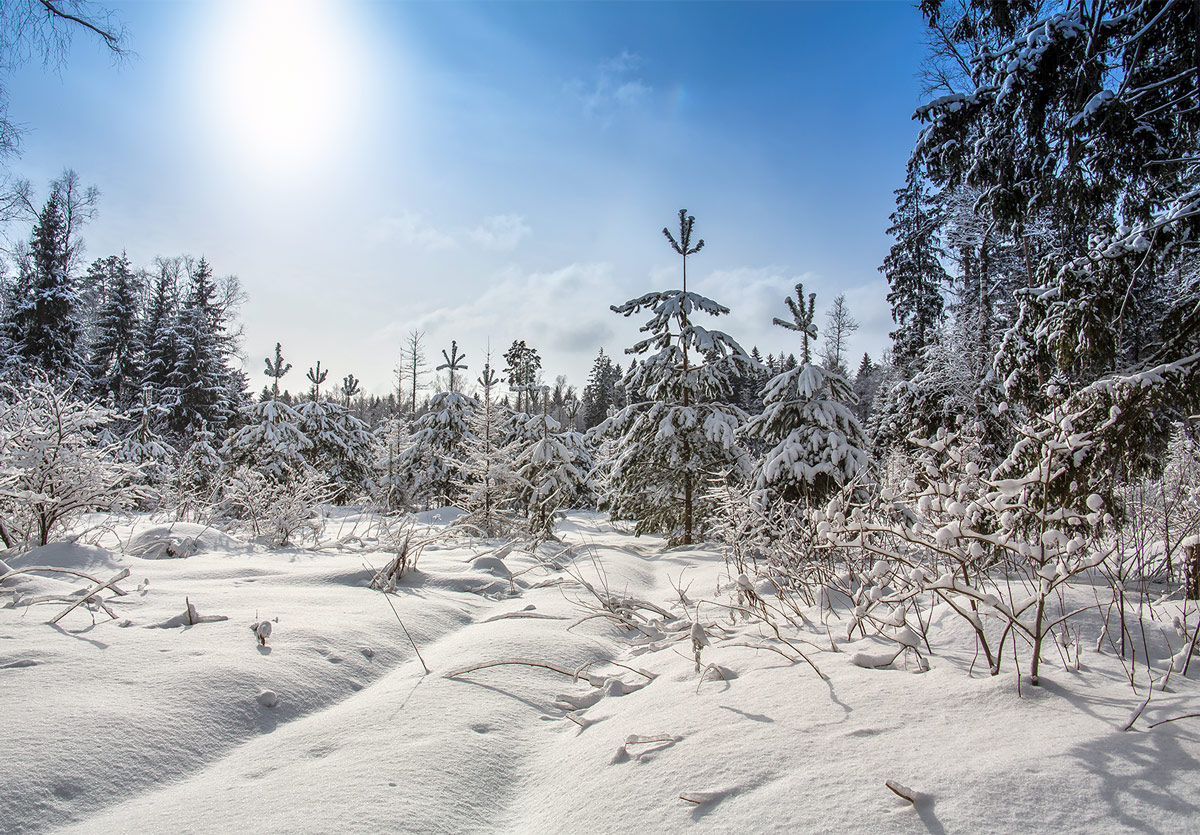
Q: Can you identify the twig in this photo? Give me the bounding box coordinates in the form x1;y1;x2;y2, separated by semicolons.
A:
1147;713;1200;729
444;658;578;679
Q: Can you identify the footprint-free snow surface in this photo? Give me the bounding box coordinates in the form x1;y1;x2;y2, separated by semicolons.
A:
2;512;1198;833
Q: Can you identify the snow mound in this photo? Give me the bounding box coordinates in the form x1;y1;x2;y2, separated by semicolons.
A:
126;524;252;559
4;543;124;575
414;506;465;525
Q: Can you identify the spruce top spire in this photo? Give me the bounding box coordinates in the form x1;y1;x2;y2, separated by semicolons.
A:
773;283;818;365
662;209;704;293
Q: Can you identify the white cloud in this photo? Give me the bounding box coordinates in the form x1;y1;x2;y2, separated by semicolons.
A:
469;214;532;251
369;210;457;250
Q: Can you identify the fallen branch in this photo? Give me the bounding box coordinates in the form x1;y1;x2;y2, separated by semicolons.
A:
49;568;130;625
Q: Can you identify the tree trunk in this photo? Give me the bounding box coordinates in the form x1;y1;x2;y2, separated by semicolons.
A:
1186;543;1200;600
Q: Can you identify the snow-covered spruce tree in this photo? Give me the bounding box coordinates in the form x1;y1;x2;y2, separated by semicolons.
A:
514;411;593;542
223;398;311;483
117;387;174;497
8;190;83;381
139;258;182;430
581;348;622;429
165;258;235;446
295;398;374;502
456;358;521;537
742;284;868;507
912;1;1200;467
601;210;755;545
397;390;476;509
85;253;143;410
0;377;140;548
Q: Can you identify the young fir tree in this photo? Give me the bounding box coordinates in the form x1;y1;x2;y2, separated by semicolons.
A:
881;168;948;376
223;398;311;483
263;342;292;401
295;397;374;502
514;411;593;542
86;253;143;409
398;390;476;508
457;356;521;536
601;210;756;545
342;374;360;408
437;341;467;392
742;284;868;505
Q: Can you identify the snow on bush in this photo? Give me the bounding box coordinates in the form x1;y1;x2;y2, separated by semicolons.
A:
0;378;142;548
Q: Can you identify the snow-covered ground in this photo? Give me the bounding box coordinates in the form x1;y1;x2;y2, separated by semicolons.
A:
3;511;1198;834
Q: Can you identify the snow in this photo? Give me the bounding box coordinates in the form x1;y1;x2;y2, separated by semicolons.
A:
2;512;1199;833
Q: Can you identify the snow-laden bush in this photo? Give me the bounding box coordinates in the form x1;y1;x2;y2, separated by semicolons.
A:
817;417;1113;684
216;465;333;547
0;379;142;548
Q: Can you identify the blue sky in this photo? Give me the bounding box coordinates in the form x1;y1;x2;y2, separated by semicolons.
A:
3;0;930;395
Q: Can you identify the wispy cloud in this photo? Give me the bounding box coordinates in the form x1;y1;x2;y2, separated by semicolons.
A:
567;50;652;125
369;210;457;250
469;214;532;251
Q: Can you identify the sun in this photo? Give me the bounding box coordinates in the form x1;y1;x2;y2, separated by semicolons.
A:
211;0;362;172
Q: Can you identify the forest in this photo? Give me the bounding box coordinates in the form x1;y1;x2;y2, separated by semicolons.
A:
2;1;1199;833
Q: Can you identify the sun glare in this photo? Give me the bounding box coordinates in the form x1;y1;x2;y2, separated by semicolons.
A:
212;0;362;172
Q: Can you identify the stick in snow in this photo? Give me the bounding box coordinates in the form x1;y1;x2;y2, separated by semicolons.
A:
886;780;917;804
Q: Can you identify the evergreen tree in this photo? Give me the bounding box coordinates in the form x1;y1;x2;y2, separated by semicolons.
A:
11;190;81;379
743;284;868;504
514;411;593;542
342;373;361;408
263;342;292;401
296;398;374;501
437;341;467;392
457;357;521;537
141;258;182;417
165;257;233;444
503;339;542;412
881;168;948;375
852;352;882;425
306;360;328;400
86;253;142;409
398;390;475;508
601;210;756;544
581;348;621;429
